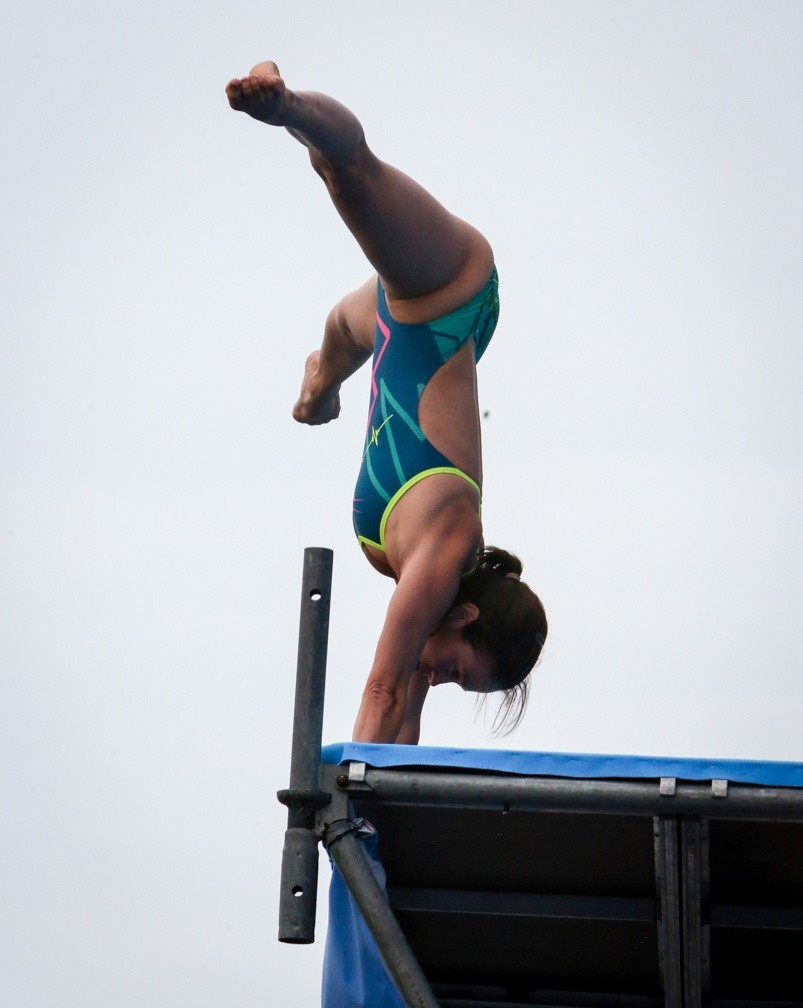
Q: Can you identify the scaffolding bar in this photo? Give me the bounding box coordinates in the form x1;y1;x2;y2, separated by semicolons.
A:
438;999;663;1008
351;767;803;820
654;816;682;1007
681;817;705;1006
387;886;656;922
278;547;334;944
325;821;440;1008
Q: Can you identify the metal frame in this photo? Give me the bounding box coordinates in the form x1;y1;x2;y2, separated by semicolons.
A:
322;765;803;820
277;549;803;1007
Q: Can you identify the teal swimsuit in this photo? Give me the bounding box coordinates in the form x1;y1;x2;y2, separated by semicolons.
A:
353;268;499;552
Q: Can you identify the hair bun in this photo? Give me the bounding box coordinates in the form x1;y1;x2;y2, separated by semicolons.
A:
479;546;524;579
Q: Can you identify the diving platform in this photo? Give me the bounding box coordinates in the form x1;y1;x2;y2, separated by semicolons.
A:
278;549;803;1007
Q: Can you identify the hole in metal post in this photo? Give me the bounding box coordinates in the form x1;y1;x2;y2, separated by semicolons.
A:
292;886;304;898
309;590;322;601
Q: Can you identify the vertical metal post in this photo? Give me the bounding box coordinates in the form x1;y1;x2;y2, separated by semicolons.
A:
681;817;705;1007
277;547;334;944
654;815;683;1008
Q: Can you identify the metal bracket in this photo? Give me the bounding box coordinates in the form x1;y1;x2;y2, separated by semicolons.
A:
330;760;373;794
349;761;367;783
711;779;728;798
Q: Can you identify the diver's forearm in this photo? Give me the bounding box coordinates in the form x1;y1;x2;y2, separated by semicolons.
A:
352;683;407;744
317;307;371;390
394;674;430;745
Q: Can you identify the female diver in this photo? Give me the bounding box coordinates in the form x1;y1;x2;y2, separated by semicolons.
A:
226;61;547;744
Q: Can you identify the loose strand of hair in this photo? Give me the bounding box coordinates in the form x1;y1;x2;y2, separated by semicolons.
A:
490;679;529;736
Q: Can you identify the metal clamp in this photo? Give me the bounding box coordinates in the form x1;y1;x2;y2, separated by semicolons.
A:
322;818;361;852
277;787;331;811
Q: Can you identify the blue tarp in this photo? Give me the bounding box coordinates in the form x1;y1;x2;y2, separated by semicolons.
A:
322;743;803;788
320;746;803;1006
322;819;407;1008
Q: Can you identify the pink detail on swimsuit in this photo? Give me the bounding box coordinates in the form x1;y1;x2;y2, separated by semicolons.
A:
365;313;391;434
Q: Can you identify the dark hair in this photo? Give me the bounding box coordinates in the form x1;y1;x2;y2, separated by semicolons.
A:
453;546;547;734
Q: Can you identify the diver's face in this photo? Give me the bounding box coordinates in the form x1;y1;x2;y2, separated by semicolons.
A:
418;605;496;693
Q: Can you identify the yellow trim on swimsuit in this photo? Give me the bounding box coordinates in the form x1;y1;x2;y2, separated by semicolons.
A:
357;466;481;553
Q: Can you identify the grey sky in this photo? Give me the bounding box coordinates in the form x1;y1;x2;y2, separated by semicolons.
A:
2;2;801;1005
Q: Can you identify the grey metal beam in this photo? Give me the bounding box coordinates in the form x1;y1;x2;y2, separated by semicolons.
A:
277;547;334;944
438;1002;662;1008
653;816;682;1008
325;821;440;1008
709;903;803;929
346;768;803;820
707;1002;803;1008
680;817;705;1008
388;886;656;922
288;547;333;803
438;1002;658;1008
436;988;664;1007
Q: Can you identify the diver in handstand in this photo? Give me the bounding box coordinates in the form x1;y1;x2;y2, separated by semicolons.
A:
226;61;547;744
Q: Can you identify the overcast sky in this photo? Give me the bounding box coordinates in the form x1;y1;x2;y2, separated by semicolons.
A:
2;2;801;1005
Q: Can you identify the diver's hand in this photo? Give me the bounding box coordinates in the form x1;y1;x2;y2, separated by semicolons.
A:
292;351;342;425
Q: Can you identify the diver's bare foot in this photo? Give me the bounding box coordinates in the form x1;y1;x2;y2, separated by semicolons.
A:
292;352;341;425
226;60;293;125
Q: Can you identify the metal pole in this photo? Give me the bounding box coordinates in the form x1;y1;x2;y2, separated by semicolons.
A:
325;821;441;1008
355;769;803;820
681;817;705;1007
654;816;682;1008
277;547;334;944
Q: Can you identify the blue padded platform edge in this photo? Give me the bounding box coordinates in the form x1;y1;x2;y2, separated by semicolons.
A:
321;743;803;788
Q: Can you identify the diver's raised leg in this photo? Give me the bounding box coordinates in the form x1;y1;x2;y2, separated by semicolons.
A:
226;62;492;307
